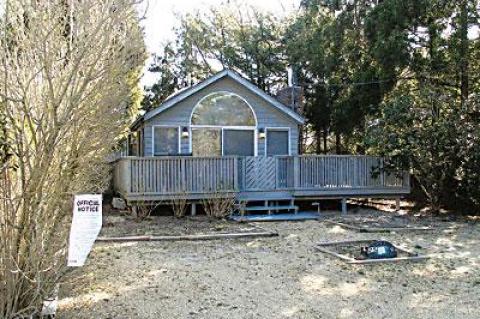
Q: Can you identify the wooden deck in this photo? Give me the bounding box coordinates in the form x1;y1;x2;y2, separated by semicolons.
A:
112;155;410;203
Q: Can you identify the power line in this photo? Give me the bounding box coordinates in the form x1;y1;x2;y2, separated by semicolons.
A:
312;74;480;88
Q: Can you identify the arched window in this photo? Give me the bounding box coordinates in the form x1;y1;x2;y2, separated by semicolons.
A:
191;92;256;126
190;92;257;156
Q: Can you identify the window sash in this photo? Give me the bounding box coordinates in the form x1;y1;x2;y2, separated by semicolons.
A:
191;128;221;156
190;127;256;156
266;129;289;156
223;129;255;156
153;126;179;156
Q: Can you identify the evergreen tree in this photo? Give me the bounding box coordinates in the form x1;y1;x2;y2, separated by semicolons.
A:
142;0;480;210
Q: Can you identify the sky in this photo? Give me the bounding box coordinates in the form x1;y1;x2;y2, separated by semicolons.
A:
137;0;300;87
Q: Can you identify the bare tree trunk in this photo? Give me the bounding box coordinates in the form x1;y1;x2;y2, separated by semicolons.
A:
323;129;328;154
315;129;322;154
335;133;341;154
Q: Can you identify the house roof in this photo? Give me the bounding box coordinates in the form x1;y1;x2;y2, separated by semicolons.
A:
140;69;305;125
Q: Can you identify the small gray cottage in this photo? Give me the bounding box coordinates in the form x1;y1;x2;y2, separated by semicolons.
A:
113;70;410;214
129;69;304;158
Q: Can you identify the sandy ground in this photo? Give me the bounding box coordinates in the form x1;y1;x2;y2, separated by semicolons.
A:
58;208;480;319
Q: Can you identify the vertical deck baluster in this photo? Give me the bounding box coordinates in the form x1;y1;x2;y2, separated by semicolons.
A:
135;159;139;193
174;158;177;192
168;159;172;193
156;160;160;193
137;159;141;193
149;159;152;191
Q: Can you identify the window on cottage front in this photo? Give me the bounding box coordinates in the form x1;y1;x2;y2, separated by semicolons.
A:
191;128;221;156
153;126;179;155
266;129;289;156
223;129;255;156
190;92;257;156
191;92;256;126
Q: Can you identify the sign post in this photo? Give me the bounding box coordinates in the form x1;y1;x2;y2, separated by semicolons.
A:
67;194;102;267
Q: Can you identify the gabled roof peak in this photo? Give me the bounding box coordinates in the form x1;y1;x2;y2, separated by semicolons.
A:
142;69;305;124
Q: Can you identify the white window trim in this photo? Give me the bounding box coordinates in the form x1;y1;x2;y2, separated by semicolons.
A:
189;90;258;126
151;125;181;156
189;126;257;156
188;91;260;157
265;127;291;156
221;127;257;156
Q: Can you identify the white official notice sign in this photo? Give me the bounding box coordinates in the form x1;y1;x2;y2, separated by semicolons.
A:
67;194;102;267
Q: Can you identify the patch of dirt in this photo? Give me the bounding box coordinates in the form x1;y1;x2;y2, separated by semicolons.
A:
58;208;480;319
101;214;263;237
325;208;454;230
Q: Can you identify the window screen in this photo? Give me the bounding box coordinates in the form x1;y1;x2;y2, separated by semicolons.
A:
153;127;179;155
192;129;221;156
266;130;289;156
223;129;254;156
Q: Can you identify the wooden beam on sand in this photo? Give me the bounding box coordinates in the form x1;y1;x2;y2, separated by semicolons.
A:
323;220;433;233
314;245;353;262
96;231;278;242
347;255;429;264
314;239;430;264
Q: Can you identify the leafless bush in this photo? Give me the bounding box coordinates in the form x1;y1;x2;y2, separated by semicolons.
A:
131;184;165;221
0;0;145;317
133;202;162;221
171;195;188;218
202;192;235;219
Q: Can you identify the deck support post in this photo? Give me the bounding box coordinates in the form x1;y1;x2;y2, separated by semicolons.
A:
265;200;271;215
191;203;197;216
312;202;320;214
125;159;132;194
293;156;300;188
341;198;347;215
395;198;400;211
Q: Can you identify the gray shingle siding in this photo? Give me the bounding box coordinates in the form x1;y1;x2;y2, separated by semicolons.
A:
142;77;300;156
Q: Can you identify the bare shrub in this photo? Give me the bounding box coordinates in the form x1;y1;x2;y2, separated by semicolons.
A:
133;202;162;221
0;0;145;317
171;195;188;218
202;192;235;219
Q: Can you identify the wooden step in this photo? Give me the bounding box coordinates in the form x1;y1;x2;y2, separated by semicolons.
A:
240;205;299;215
231;212;320;222
243;205;297;211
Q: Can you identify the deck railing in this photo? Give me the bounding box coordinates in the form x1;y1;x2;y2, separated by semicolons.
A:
112;155;410;199
296;156;407;189
113;156;238;195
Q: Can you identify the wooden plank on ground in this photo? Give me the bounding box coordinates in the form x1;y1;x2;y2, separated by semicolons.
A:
96;231;278;242
313;239;430;265
347;255;430;264
323;220;433;233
